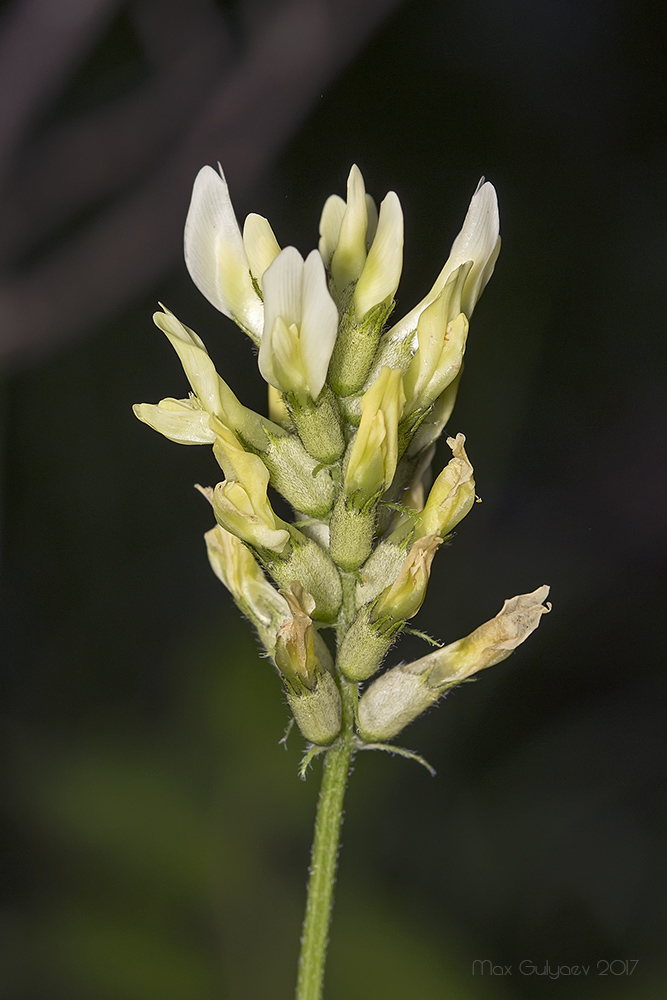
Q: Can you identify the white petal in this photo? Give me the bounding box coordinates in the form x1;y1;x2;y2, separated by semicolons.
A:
259;247;305;390
300;250;339;399
133;399;216;444
318;193;346;265
262;246;304;329
446;180;500;315
183;165;263;342
243;213;281;286
365;194;379;248
385;180;500;345
353;191;404;320
331;164;369;290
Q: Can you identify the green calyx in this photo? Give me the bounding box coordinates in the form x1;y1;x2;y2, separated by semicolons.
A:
328;296;395;397
284;386;345;465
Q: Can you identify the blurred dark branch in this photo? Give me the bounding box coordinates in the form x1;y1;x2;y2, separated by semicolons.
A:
0;0;124;183
0;0;231;260
0;0;404;369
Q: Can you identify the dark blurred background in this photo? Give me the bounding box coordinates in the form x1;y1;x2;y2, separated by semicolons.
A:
2;0;666;997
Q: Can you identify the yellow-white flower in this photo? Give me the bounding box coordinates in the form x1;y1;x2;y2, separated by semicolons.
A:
204;524;289;648
319;164;404;321
208;417;290;554
258;246;339;401
274;583;320;689
133;394;216;446
385;179;500;347
344;366;406;503
133;307;263;449
184;165;281;344
402;263;470;413
213;474;290;555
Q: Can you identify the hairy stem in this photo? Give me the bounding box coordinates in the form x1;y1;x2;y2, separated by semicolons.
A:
295;680;356;1000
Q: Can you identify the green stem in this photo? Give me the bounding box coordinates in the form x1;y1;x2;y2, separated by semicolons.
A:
296;683;356;1000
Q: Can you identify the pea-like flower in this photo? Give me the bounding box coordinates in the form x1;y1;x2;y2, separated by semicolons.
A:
372;535;443;623
204;524;289;652
258;246;339;401
385;178;500;349
319;164;404;321
402;263;470;413
184;165;281;344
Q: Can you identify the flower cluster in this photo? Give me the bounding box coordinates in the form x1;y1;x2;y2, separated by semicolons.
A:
134;164;549;748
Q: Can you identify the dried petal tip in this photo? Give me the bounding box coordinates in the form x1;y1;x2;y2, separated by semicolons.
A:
427;585;551;687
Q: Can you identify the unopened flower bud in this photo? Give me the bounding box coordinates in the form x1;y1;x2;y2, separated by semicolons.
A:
321;164;372;293
323;167;404;395
357;586;550;740
353;190;403;321
328;366;405;570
